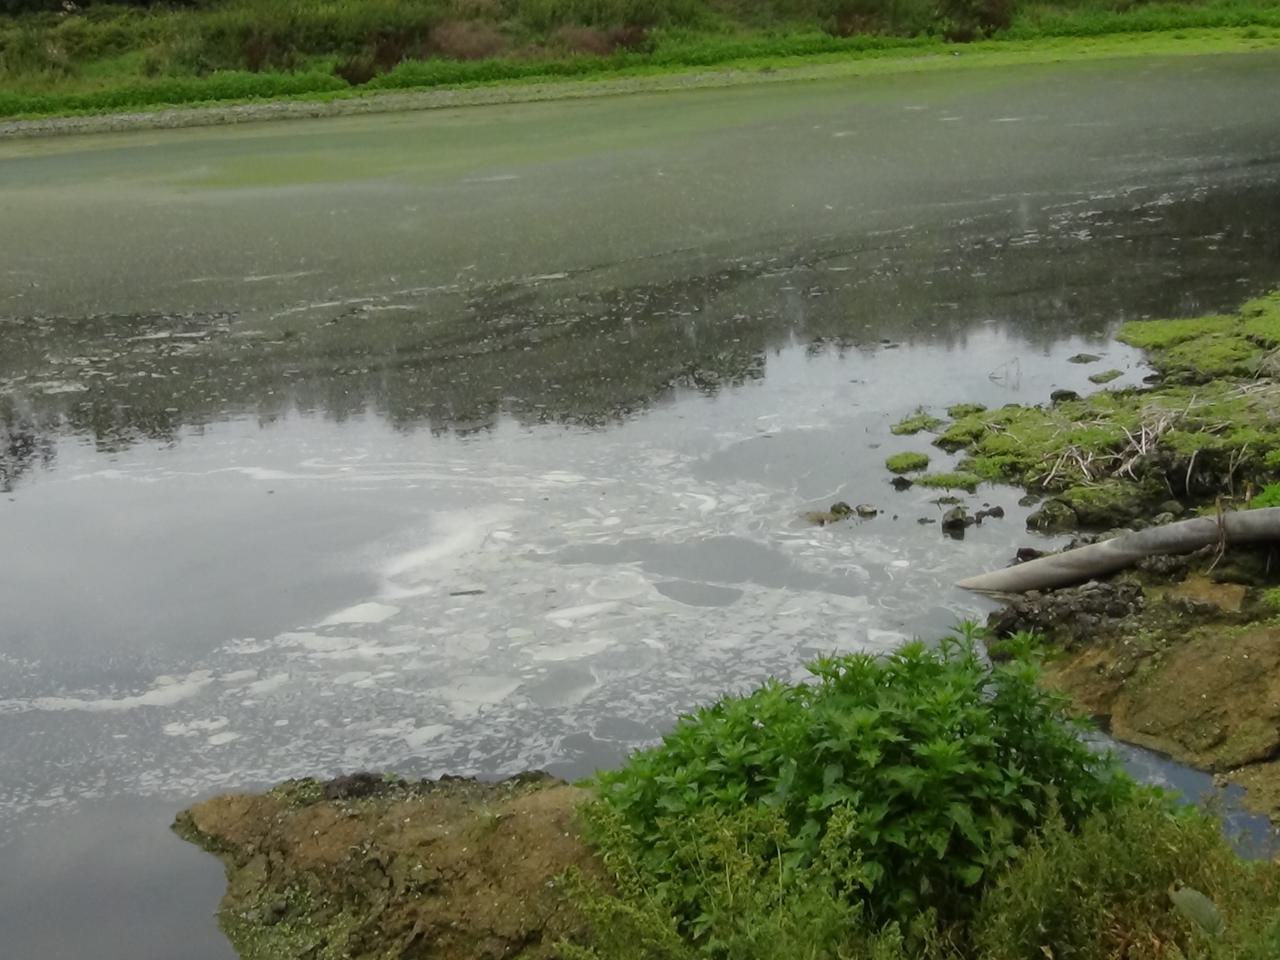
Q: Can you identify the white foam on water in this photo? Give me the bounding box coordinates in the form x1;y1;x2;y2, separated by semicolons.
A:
0;670;213;714
319;602;400;626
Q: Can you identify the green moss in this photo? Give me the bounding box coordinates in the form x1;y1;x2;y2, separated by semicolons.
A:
885;451;930;473
1261;587;1280;612
1087;369;1123;384
1116;314;1238;351
1057;480;1162;528
1117;295;1280;381
917;471;982;493
946;402;987;418
890;409;942;436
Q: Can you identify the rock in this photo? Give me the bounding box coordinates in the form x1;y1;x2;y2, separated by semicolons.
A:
324;771;391;801
1049;389;1081;404
1026;499;1078;533
941;506;972;533
1170;575;1248;614
1087;369;1123;385
830;501;853;519
1015;547;1047;564
985;579;1144;647
917;517;937;525
1158;499;1186;517
1017;493;1042;507
891;476;914;491
975;505;1005;522
855;504;878;518
1152;512;1176;526
1067;353;1101;364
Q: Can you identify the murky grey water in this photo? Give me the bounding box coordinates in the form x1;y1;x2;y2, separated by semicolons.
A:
3;53;1280;957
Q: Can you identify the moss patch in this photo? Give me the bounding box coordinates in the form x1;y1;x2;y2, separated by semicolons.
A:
923;291;1280;532
1087;368;1123;384
1117;291;1280;381
884;451;930;473
890;409;943;436
946;402;987;418
917;471;982;493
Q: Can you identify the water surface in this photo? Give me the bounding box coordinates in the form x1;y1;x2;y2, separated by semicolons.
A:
3;52;1280;957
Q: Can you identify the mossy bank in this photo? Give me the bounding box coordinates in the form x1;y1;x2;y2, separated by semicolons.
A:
884;290;1280;819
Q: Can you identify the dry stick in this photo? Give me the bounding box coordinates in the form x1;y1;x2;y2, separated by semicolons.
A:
956;507;1280;594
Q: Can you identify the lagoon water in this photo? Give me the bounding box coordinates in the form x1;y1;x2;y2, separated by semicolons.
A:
2;51;1280;956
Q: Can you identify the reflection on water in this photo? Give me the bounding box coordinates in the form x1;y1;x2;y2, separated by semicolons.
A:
3;178;1278;476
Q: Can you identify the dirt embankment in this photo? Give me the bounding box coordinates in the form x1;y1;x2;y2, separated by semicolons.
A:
174;772;601;960
987;557;1280;818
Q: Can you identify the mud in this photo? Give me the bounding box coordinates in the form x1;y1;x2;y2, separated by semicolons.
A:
174;773;599;960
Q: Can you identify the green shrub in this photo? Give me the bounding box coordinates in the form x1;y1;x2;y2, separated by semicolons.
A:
590;629;1132;935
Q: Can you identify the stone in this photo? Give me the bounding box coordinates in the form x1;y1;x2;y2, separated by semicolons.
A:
1026;499;1078;533
1067;353;1101;364
855;504;878;518
1049;389;1080;404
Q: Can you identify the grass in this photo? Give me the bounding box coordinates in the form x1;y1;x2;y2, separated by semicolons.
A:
571;627;1280;959
2;0;1280;120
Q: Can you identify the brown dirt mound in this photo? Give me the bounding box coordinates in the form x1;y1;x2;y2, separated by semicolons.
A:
175;772;603;960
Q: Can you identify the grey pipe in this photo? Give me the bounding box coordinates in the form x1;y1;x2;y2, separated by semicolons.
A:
956;507;1280;594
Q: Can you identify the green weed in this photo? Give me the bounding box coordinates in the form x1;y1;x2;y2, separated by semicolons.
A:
589;627;1131;934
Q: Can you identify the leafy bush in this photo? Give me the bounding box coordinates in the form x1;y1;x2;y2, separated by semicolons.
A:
591;629;1133;933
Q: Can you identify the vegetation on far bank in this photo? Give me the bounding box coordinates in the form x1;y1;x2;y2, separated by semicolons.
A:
2;0;1280;120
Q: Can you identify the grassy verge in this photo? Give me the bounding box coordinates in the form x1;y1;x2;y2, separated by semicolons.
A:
2;0;1280;121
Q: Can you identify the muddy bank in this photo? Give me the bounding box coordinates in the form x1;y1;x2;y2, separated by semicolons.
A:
175;773;598;960
987;563;1280;819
